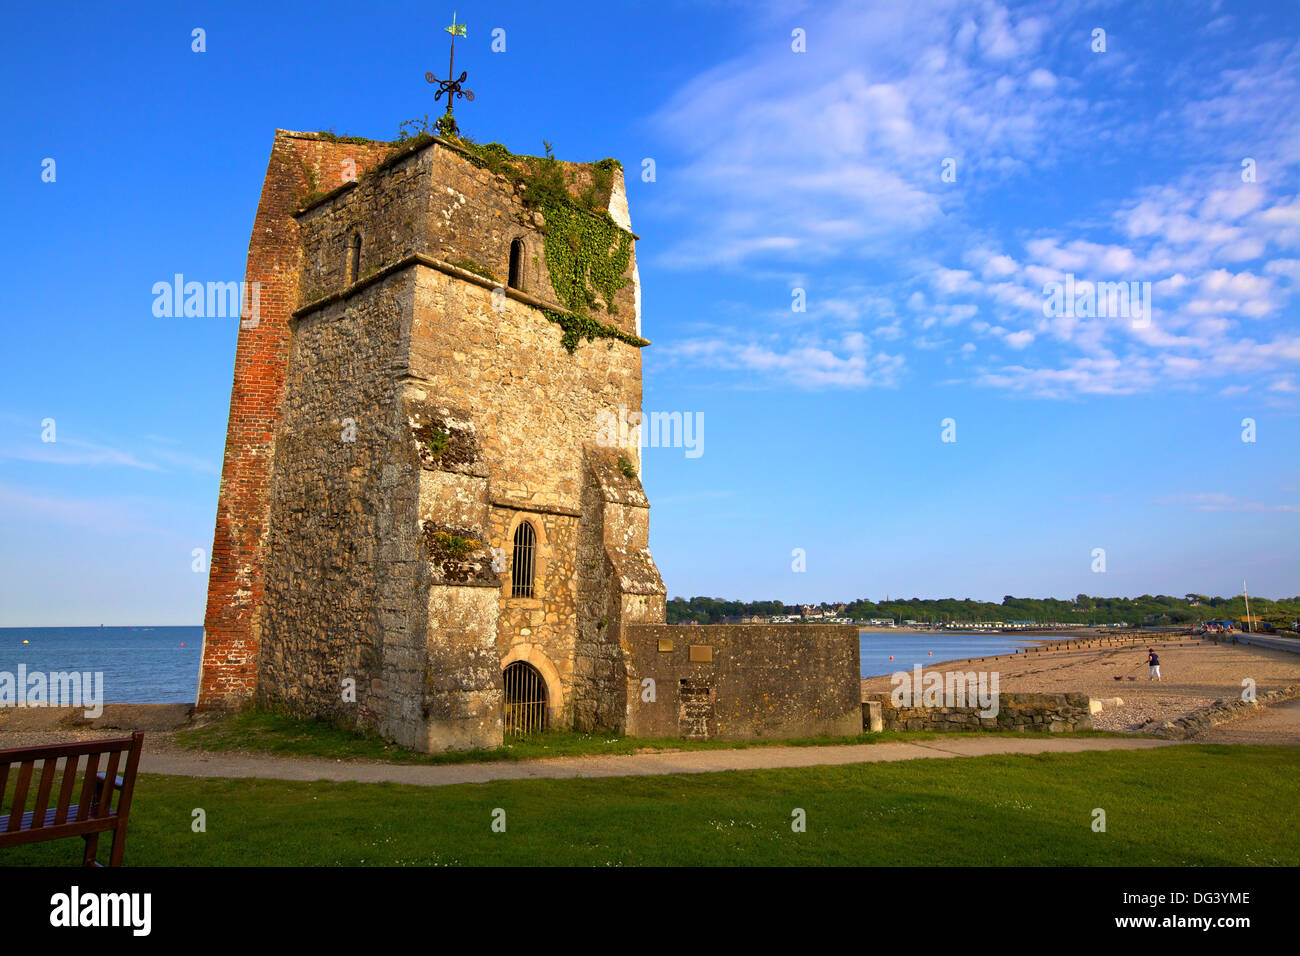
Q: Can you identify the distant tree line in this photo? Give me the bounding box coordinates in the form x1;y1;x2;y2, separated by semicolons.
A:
666;593;1300;628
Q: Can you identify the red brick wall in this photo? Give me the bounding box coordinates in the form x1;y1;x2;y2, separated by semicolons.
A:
197;131;392;708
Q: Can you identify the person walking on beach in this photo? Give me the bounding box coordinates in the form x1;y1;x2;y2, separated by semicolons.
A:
1146;648;1161;681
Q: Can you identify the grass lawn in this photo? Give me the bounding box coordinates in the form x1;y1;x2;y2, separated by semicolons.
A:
175;708;1129;764
3;745;1295;866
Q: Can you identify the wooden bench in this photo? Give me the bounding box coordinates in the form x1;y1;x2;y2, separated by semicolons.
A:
0;732;144;866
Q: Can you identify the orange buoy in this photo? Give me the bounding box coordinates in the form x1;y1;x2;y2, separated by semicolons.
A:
889;655;894;660
180;643;185;647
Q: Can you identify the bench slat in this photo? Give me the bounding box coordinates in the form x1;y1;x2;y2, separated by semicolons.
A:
94;750;122;819
53;754;80;826
6;762;34;833
0;736;140;762
75;752;100;823
108;735;144;866
18;804;116;829
29;758;57;830
0;811;119;848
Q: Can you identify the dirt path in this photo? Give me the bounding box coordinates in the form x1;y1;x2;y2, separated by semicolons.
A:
131;736;1181;788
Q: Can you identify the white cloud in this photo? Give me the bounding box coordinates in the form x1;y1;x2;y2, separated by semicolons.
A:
643;3;1300;397
648;0;1085;269
662;334;906;390
0;437;161;471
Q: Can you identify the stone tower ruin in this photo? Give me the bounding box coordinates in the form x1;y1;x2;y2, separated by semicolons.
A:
197;129;667;751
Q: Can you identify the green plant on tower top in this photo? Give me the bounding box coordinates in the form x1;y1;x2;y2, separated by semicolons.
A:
450;137;647;353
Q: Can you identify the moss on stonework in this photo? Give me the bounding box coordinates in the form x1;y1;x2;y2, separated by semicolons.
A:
393;115;435;144
431;530;481;559
617;456;637;479
297;191;329;209
411;414;479;470
426;428;450;458
422;522;497;586
292;154;325;210
448;258;498;282
314;129;376;145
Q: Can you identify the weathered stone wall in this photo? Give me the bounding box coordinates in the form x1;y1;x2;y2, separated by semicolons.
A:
490;505;580;722
295;137;637;335
571;448;665;731
256;270;420;736
407;267;644;507
255;265;515;752
420;583;503;751
406;264;659;729
623;625;862;740
199;130;393;709
407;388;504;751
868;692;1094;732
208;127;661;749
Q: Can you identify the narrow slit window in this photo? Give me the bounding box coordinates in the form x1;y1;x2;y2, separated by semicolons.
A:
347;233;361;284
508;238;524;290
511;520;536;598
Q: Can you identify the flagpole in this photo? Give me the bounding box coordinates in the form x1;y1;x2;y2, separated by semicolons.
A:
1243;580;1253;633
448;12;456;88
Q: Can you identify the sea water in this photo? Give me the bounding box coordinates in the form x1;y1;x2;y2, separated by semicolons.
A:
0;626;204;704
860;631;1042;677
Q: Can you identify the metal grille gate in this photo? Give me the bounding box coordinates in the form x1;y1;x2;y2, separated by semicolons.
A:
503;661;548;735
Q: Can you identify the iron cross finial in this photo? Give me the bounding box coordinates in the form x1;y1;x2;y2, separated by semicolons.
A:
426;9;474;134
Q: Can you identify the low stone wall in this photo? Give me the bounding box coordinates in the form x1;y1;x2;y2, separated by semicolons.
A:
1151;683;1300;739
623;624;862;740
867;692;1093;733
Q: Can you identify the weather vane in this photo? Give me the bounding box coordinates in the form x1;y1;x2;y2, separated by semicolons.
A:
426;10;474;135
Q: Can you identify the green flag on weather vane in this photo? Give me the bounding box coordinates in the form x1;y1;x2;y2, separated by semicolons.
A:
445;11;467;37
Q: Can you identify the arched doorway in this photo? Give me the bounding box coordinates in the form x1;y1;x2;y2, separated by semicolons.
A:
503;660;548;735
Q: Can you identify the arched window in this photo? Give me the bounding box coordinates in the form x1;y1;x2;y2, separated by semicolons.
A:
503;660;548;735
511;520;536;598
347;232;361;285
508;238;524;290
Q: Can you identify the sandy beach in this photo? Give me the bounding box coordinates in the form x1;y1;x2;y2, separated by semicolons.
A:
861;635;1300;732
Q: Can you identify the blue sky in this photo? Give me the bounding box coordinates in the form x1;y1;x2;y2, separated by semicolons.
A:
1;0;1297;625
